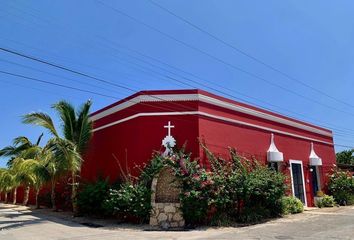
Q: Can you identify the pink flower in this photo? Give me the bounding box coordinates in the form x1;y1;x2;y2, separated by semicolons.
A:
179;158;188;175
192;174;200;181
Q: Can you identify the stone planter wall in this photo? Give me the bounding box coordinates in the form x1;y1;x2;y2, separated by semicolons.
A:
149;168;185;229
149;202;185;229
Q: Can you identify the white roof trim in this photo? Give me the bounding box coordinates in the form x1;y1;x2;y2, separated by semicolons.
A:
92;111;333;146
90;93;332;137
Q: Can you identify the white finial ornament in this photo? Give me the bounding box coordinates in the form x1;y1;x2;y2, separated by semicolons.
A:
267;133;284;162
162;121;176;156
309;142;322;166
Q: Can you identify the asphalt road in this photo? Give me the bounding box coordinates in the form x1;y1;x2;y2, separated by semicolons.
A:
0;204;353;240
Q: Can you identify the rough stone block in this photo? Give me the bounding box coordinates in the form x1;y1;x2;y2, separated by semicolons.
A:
150;217;158;226
157;213;168;222
172;213;183;221
164;205;176;213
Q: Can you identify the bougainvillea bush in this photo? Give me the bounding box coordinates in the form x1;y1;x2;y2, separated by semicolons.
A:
81;145;287;225
103;182;152;222
328;167;354;205
142;145;287;225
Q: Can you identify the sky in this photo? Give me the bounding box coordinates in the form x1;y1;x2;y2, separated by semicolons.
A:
0;0;354;167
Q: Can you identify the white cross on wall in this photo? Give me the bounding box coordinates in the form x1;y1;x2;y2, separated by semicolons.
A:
164;121;175;136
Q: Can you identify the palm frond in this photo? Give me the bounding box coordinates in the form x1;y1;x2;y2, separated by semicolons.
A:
13;136;31;146
52;101;76;142
0;146;17;157
35;133;44;146
22;112;59;137
75;100;93;154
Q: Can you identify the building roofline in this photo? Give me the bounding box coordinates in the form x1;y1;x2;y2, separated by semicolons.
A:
90;89;333;136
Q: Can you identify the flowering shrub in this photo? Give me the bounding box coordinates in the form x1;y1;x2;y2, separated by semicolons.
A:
316;194;335;208
328;167;354;205
103;182;151;222
281;196;304;214
143;146;287;225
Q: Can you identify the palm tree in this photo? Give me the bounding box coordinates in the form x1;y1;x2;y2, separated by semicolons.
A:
18;157;50;208
0;135;44;204
43;139;75;211
0;168;7;201
8;160;22;204
0;169;15;203
23;100;93;214
0;135;43;167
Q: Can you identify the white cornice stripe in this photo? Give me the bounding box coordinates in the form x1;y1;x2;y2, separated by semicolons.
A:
197;94;332;137
90;93;332;137
90;94;199;122
92;111;333;146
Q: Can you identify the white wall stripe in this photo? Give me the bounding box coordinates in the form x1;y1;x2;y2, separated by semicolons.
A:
90;93;332;137
92;111;333;146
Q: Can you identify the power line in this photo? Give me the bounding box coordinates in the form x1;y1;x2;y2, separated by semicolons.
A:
4;3;354;135
2;6;353;141
0;47;135;93
0;6;352;148
334;143;354;149
96;1;354;118
3;38;352;140
0;58;123;95
0;70;205;125
0;78;84;101
0;70;118;99
1;53;352;147
0;46;210;118
97;39;354;136
147;0;354;110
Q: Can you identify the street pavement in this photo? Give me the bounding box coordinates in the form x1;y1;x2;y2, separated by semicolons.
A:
0;203;353;240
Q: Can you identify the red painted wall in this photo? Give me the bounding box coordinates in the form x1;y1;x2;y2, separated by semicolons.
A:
81;89;336;207
82;114;199;183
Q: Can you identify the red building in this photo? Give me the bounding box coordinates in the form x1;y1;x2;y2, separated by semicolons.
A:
83;89;336;207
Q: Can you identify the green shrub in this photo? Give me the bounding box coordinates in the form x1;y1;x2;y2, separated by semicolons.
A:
328;168;354;205
238;205;270;223
281;196;304;214
77;179;109;216
242;164;286;219
316;194;335;208
180;190;209;225
144;146;287;225
103;182;151;222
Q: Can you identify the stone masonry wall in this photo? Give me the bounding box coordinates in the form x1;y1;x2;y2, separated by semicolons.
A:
149;202;185;229
149;168;185;229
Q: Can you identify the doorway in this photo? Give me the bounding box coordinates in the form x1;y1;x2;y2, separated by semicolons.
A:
311;166;320;196
290;160;307;206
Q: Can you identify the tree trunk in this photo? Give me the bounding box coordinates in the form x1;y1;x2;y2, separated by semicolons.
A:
35;189;40;209
0;192;2;201
13;187;17;205
23;186;30;206
71;171;78;215
51;179;57;211
4;192;8;203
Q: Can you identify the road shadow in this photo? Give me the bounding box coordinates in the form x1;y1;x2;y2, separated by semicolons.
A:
0;203;89;231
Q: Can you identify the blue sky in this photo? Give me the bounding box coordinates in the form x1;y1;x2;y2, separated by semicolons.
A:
1;0;354;167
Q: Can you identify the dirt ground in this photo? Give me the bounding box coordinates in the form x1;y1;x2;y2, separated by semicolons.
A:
1;203;354;240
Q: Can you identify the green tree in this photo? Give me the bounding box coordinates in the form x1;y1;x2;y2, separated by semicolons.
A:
18;157;50;208
0;135;44;204
336;149;354;165
23;100;93;214
0;168;15;203
0;135;43;167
